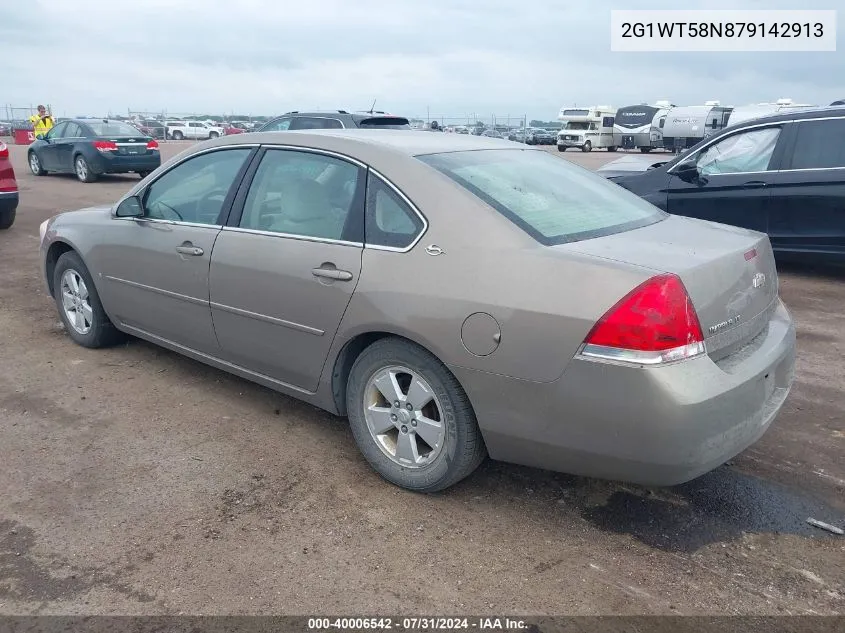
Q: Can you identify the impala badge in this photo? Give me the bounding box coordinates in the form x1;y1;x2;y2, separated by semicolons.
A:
709;315;741;334
752;273;766;288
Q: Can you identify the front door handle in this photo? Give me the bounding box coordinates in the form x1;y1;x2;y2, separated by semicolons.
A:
175;244;204;256
312;266;353;281
743;181;768;188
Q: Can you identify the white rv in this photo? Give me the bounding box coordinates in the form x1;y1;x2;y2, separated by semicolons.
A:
613;100;674;153
556;105;617;152
726;98;816;127
660;101;733;153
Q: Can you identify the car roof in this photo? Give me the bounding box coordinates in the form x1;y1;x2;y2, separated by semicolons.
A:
728;105;845;127
197;128;526;156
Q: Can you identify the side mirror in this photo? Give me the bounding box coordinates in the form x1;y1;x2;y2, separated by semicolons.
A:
675;161;700;183
36;133;46;141
115;195;144;218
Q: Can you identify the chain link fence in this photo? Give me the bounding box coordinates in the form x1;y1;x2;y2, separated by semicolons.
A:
2;104;55;137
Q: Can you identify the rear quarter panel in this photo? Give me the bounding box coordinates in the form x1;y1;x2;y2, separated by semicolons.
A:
329;155;656;384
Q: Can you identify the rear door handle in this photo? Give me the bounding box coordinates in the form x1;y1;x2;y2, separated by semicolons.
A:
312;267;353;281
743;181;768;188
175;245;204;256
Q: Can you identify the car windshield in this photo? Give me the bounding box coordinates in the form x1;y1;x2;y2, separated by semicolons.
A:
86;121;146;136
565;122;590;130
417;149;666;246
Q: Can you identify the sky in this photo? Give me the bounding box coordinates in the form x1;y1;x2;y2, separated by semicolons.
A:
1;0;842;122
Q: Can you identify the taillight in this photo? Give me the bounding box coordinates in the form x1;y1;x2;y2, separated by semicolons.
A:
0;141;8;159
146;140;159;150
93;140;118;152
580;274;705;365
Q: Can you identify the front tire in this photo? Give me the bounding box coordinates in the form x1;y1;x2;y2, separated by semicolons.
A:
138;171;151;179
172;130;184;140
640;147;653;153
557;146;566;152
582;141;592;152
607;146;617;152
74;155;97;182
53;251;124;348
29;151;46;176
346;338;486;492
0;209;15;230
209;132;219;139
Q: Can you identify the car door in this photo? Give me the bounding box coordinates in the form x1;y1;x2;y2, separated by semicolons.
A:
209;147;365;392
95;146;255;353
664;125;786;233
38;122;68;171
54;122;83;171
767;117;845;255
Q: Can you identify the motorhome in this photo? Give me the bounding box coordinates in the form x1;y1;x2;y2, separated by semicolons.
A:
613;100;674;152
660;101;733;152
556;105;617;152
831;99;845;106
726;99;815;126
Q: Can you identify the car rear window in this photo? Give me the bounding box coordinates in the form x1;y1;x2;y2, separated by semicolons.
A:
86;121;146;136
418;149;666;246
357;117;411;129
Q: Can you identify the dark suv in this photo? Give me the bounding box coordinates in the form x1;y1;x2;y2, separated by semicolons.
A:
257;110;411;132
610;106;845;261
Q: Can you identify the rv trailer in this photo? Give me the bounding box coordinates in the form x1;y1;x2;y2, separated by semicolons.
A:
660;101;733;153
726;99;815;126
556;105;617;152
613;100;674;152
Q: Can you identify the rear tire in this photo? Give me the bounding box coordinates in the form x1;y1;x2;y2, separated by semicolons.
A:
607;146;617;152
557;146;566;152
138;171;151;179
29;151;46;176
53;251;124;348
640;147;652;153
172;131;184;140
346;337;487;492
209;132;219;139
0;208;15;230
74;155;97;183
582;141;592;152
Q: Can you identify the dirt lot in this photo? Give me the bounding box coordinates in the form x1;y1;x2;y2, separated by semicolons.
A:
0;139;843;616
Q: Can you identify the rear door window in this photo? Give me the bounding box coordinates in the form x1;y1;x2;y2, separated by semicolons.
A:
787;119;845;169
261;118;292;132
365;174;424;249
289;117;344;130
419;149;664;246
63;123;82;138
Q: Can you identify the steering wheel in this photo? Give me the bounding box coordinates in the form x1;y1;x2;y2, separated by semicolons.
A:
195;189;228;223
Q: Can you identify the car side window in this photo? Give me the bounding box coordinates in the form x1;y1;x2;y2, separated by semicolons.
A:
239;149;361;241
46;122;67;139
695;127;781;176
143;149;251;224
789;119;845;169
365;175;424;249
63;123;82;138
262;118;292;132
289;117;344;130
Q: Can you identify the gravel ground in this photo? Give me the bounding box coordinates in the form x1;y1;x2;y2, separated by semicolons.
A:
0;139;842;615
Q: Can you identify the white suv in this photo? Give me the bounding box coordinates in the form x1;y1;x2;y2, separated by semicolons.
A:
166;121;224;140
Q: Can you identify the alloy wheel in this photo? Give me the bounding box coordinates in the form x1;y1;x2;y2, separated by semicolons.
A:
60;269;93;335
363;365;445;468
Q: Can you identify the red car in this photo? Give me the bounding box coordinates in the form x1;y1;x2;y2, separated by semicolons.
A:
222;124;246;135
0;140;18;229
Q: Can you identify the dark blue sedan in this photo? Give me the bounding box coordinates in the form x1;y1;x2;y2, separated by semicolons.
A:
27;119;161;183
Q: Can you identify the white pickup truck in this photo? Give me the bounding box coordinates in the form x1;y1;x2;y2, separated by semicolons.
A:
166;121;225;140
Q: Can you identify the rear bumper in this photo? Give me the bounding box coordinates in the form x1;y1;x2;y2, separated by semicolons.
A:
450;299;796;486
0;190;19;214
89;151;161;174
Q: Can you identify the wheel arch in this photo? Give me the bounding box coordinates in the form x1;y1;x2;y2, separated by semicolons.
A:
328;329;474;418
44;240;78;295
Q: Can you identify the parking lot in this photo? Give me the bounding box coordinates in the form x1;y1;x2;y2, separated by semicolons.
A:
0;140;843;615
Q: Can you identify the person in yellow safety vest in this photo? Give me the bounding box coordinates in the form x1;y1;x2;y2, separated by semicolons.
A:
29;105;54;136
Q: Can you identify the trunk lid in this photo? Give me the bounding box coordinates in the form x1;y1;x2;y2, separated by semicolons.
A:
563;214;778;359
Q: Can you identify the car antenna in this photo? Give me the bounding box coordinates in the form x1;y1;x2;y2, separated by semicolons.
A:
368;99;376;114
